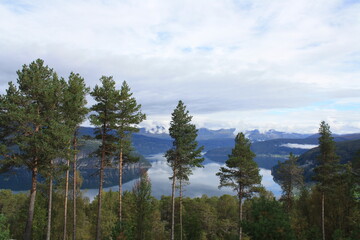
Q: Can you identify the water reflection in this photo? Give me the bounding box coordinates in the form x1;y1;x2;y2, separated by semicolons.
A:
83;153;282;201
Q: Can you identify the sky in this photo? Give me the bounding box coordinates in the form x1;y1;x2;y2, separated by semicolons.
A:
1;0;360;134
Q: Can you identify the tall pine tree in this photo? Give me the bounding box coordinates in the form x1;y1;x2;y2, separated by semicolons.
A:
216;132;262;240
43;76;72;240
0;59;72;240
165;100;204;240
62;72;89;240
90;76;120;240
114;80;146;224
313;121;340;240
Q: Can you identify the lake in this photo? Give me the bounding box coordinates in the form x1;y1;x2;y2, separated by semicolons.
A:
83;153;282;201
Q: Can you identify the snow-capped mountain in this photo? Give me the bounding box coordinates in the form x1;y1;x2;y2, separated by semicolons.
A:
138;126;236;140
245;129;312;142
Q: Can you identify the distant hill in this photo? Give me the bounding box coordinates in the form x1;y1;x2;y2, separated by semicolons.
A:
272;139;360;183
0;138;151;191
196;128;236;140
4;126;360;190
78;126;236;155
78;126;360;170
206;132;360;170
132;134;172;155
205;138;319;169
306;133;360;141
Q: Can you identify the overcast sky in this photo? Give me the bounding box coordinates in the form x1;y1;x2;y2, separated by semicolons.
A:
1;0;360;133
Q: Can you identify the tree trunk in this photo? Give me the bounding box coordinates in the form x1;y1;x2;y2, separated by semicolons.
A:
171;171;176;240
179;179;183;240
322;192;325;240
73;136;77;240
96;131;106;240
239;193;243;240
46;171;53;240
63;157;70;240
119;148;123;223
24;164;38;240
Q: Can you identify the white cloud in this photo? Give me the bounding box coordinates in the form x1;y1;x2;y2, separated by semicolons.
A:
1;0;360;133
280;143;318;149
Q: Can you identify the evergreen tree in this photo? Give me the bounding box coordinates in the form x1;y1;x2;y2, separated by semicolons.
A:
276;153;304;211
313;121;340;240
216;132;262;240
62;72;89;240
114;80;146;224
0;59;72;240
132;171;153;240
42;76;73;240
165;100;204;240
90;76;120;240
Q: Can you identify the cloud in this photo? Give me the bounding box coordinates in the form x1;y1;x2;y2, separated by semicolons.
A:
1;0;360;133
280;143;319;149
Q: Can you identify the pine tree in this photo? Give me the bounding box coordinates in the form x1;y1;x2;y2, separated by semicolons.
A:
216;132;262;240
114;80;146;224
62;72;89;240
43;76;74;240
90;76;120;240
277;153;304;211
0;59;72;240
165;100;204;240
132;171;152;240
313;121;340;240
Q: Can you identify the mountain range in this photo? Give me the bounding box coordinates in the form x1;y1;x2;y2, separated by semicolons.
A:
78;126;360;168
136;126;314;142
2;126;360;191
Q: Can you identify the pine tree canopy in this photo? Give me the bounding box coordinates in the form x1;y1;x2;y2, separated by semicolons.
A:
88;78;118;168
115;80;146;163
165;100;204;180
0;59;73;172
217;132;262;198
313;121;341;192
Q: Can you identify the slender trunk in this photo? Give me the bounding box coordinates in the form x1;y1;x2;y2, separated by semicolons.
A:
322;192;325;240
171;171;176;240
63;157;70;240
96;129;106;240
179;179;183;240
24;163;38;240
118;148;123;223
239;192;243;240
46;170;53;240
73;136;77;240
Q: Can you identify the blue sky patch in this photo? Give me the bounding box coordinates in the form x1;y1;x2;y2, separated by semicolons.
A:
196;46;213;52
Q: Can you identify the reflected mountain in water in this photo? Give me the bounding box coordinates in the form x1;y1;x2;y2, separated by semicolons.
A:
83;154;282;201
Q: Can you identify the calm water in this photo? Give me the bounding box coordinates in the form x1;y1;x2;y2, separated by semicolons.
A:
83;153;282;201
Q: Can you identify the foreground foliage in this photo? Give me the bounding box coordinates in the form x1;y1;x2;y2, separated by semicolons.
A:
1;183;359;240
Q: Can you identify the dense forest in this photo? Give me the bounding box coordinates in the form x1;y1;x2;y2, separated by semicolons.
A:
1;59;360;240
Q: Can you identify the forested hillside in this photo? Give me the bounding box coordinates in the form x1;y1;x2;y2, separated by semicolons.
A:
272;139;360;182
